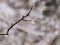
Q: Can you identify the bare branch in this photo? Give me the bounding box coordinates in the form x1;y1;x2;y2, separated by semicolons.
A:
0;5;33;35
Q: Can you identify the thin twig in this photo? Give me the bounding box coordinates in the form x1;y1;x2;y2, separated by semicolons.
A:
0;5;33;35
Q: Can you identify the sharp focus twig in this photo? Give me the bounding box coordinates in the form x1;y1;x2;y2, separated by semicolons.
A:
0;5;33;35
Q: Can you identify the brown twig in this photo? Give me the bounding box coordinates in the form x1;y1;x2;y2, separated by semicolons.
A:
0;5;33;35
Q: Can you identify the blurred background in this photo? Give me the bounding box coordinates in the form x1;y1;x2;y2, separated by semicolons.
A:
0;0;60;45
